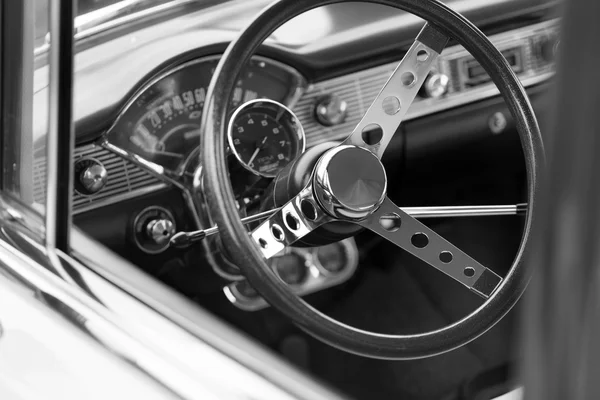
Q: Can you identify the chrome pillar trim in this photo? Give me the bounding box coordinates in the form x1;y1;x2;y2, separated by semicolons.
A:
341;23;448;158
313;145;387;219
358;197;503;299
46;0;75;253
252;185;333;259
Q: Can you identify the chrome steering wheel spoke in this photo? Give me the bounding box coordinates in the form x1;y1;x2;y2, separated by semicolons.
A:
358;197;503;299
341;23;449;158
251;184;332;259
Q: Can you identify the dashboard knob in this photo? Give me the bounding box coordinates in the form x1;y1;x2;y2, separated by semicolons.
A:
421;73;449;99
74;158;108;195
146;219;176;245
314;94;348;126
538;36;559;63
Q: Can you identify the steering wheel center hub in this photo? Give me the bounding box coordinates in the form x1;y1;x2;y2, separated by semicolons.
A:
313;145;387;219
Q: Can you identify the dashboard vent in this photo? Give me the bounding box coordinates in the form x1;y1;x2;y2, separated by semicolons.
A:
33;144;167;214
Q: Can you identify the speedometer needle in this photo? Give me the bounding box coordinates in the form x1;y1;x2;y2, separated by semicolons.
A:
248;137;268;166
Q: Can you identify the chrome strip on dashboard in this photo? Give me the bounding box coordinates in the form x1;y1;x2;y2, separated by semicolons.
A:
74;183;169;215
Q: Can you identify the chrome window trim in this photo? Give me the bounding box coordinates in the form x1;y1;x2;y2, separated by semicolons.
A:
34;0;209;57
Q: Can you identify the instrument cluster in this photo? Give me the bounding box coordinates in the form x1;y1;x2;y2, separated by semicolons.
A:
106;55;306;177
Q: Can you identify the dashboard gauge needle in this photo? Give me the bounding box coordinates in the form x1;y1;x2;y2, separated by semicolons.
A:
247;147;261;166
247;137;268;166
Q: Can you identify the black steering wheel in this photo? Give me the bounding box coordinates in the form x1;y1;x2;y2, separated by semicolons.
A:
200;0;544;359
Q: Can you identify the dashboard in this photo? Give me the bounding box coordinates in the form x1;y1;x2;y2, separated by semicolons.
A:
31;0;558;310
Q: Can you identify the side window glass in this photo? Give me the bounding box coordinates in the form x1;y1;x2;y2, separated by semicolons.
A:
2;1;48;214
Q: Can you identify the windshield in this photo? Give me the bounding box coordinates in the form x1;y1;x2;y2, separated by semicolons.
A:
35;0;121;48
34;0;199;50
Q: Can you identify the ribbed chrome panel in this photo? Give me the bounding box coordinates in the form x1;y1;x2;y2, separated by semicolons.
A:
294;19;558;147
294;62;399;146
33;144;167;214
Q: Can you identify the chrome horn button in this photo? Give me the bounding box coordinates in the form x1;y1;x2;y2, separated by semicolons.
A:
313;145;387;220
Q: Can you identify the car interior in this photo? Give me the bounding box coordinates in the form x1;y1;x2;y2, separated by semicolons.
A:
22;0;563;398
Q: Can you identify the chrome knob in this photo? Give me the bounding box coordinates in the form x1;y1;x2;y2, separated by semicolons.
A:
146;219;175;245
313;145;387;220
75;158;108;195
421;73;449;99
314;94;348;126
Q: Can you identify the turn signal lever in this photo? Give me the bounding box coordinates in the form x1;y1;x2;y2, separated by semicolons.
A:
169;204;527;249
170;209;277;249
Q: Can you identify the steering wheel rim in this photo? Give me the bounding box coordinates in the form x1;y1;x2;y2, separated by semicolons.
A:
200;0;544;359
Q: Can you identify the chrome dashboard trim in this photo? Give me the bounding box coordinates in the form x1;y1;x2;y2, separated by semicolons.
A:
101;140;204;229
74;182;169;215
294;18;557;146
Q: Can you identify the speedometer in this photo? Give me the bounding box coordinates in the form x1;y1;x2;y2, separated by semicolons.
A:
105;56;306;175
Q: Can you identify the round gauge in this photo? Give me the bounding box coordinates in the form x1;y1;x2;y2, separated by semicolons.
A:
228;99;305;178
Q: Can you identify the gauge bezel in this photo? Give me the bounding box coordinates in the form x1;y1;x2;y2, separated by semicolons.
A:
102;54;307;179
227;98;306;178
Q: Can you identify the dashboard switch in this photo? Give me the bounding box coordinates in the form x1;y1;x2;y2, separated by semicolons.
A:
133;206;176;254
146;219;175;246
315;94;348;126
421;73;449;99
74;158;108;195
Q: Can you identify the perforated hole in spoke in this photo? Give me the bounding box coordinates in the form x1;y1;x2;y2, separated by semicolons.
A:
285;213;300;231
258;238;268;249
439;251;453;263
379;213;401;232
271;224;284;242
361;123;384;146
464;267;475;277
382;96;401;115
301;200;318;221
401;72;416;87
411;232;429;248
416;49;429;62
